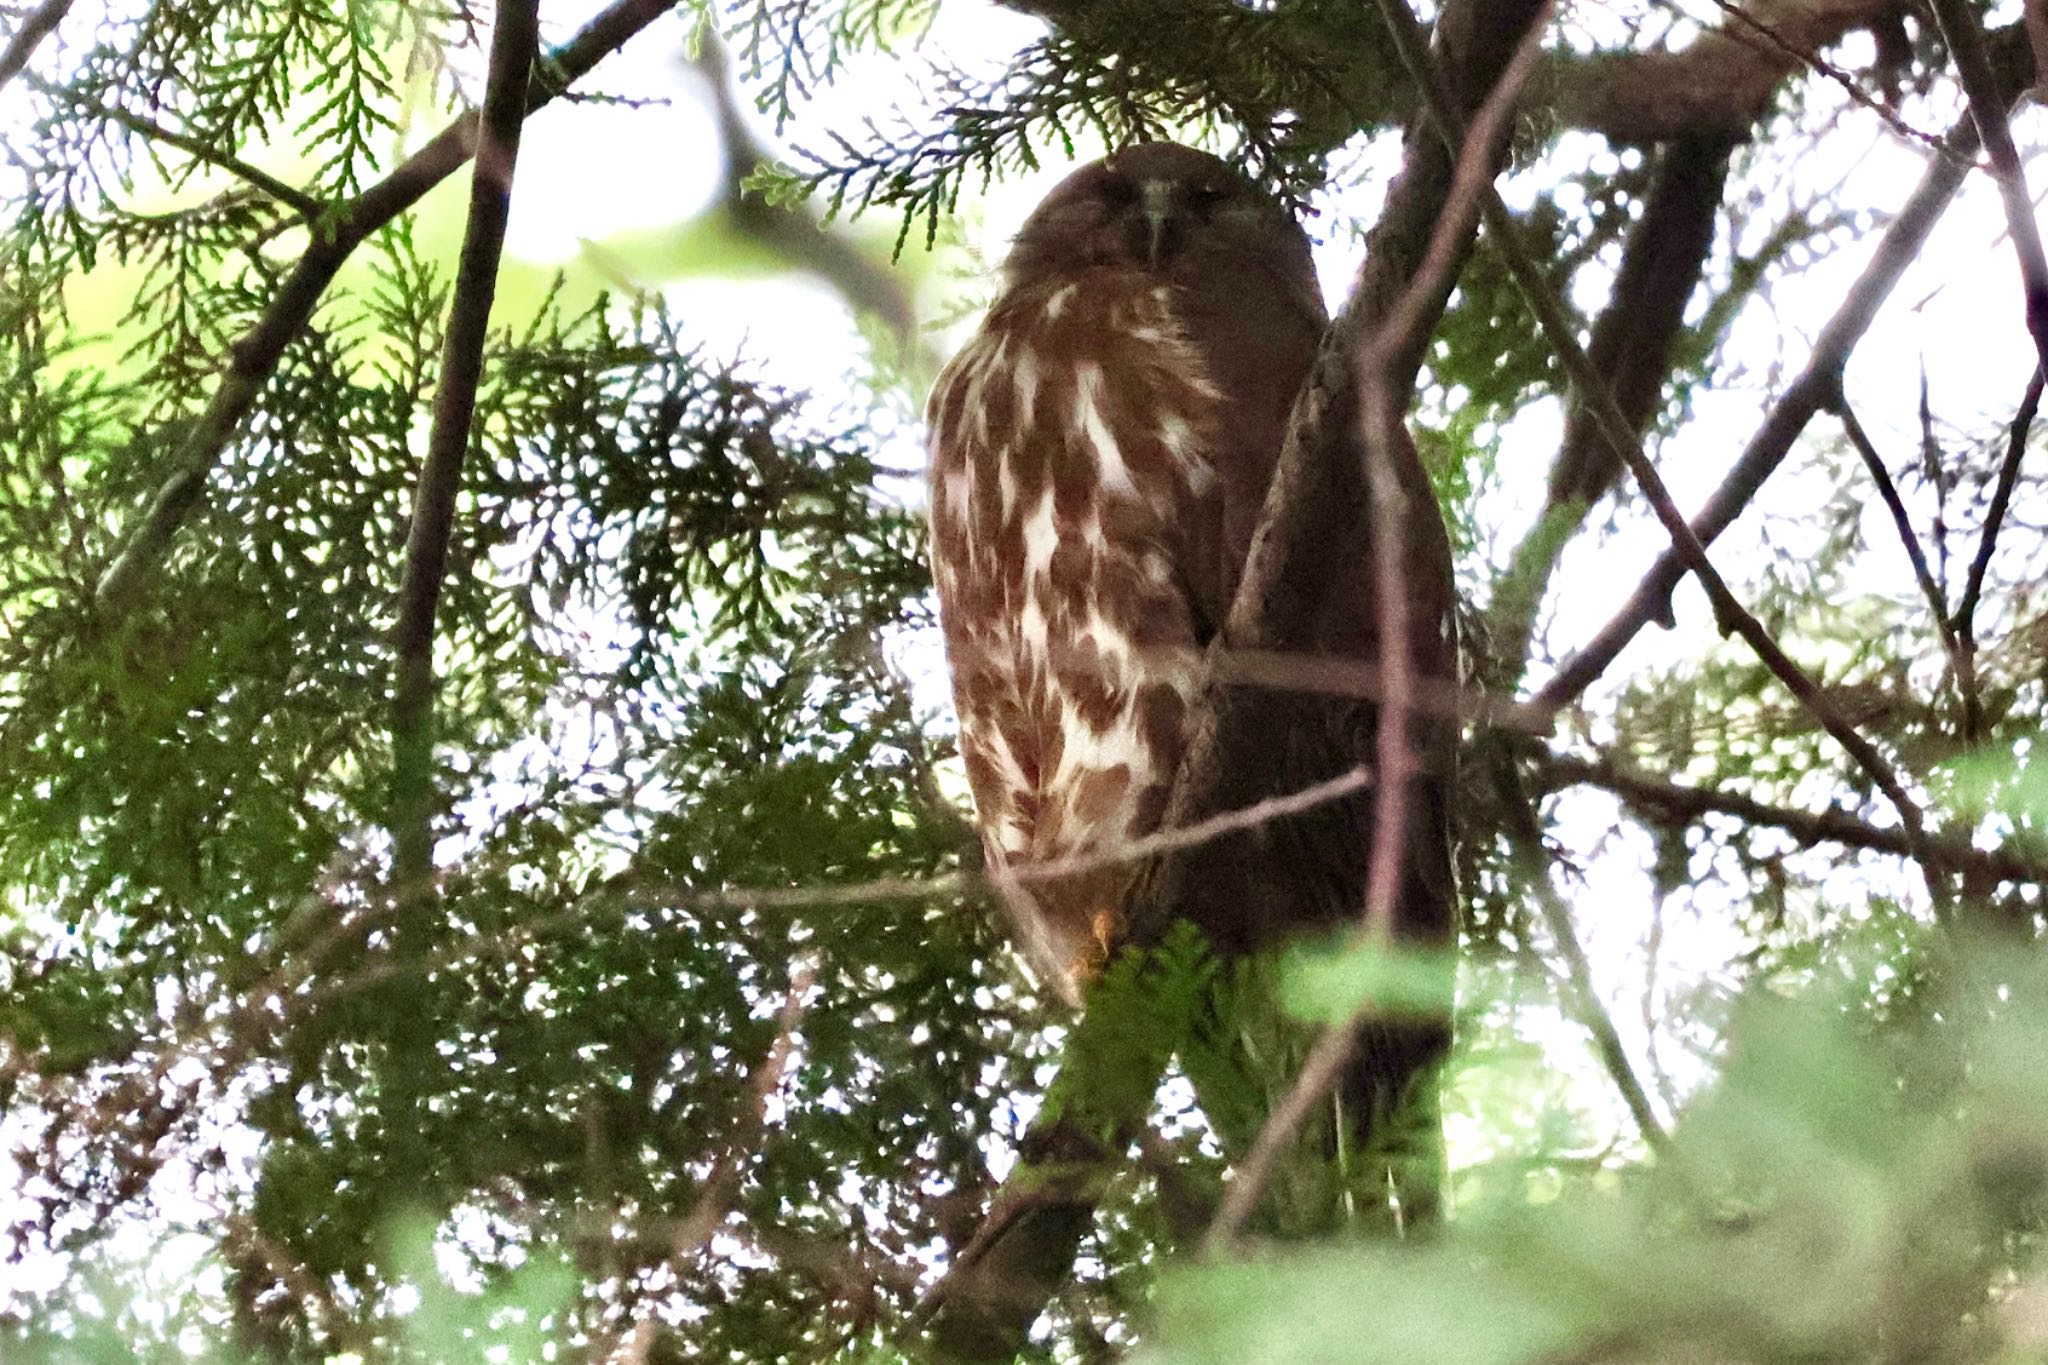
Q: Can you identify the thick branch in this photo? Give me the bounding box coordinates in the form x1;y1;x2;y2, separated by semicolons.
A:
90;0;688;619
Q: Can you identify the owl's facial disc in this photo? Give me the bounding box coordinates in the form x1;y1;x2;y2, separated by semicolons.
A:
1002;142;1307;291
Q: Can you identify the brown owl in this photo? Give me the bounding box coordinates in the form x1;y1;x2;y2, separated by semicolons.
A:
926;142;1456;1075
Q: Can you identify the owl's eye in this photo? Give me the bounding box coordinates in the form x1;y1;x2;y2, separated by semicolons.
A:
1098;175;1139;207
1190;183;1229;207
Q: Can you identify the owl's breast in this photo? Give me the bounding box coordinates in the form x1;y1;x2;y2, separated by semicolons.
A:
926;274;1224;585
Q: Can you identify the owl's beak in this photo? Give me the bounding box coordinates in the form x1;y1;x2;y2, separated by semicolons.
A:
1140;180;1181;270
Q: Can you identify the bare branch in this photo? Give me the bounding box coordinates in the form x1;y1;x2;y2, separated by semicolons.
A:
0;0;72;94
1381;0;1675;1163
1695;0;1962;160
1541;752;2048;886
1536;121;1976;711
1953;365;2046;742
1209;647;1553;733
90;0;691;619
1927;0;2048;371
1397;0;1942;867
1492;130;1735;677
1836;402;1968;693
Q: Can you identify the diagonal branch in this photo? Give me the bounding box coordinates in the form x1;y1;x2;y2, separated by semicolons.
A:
1952;365;2046;741
1927;0;2048;372
90;0;689;619
1836;402;1968;692
0;0;72;93
1377;0;1677;1162
1535;121;1977;712
1390;0;1937;857
1496;753;1671;1154
1491;129;1735;680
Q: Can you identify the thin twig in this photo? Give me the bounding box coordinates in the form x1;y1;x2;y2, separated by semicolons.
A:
1927;0;2048;371
1399;0;1667;1162
30;75;325;217
1952;365;2046;744
324;764;1396;1010
1198;2;1553;1258
1835;402;1968;685
1537;120;1976;711
0;0;72;93
90;0;688;618
1500;768;1671;1154
1541;752;2048;886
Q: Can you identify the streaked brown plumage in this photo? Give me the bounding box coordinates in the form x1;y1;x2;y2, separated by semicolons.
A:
926;145;1457;1147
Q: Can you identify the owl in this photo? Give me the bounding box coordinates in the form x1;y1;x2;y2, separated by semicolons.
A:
926;143;1456;1050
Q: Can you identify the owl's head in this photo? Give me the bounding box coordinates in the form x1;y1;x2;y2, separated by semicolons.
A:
1003;141;1315;291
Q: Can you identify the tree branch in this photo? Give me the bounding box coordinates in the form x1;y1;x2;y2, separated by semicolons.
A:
1496;753;1671;1155
389;0;540;895
1393;0;1940;870
0;0;72;94
1927;0;2048;371
1836;402;1969;695
1534;119;1976;712
695;37;933;369
1952;365;2045;742
1539;752;2048;887
90;0;689;619
1000;0;2013;148
380;0;541;1212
